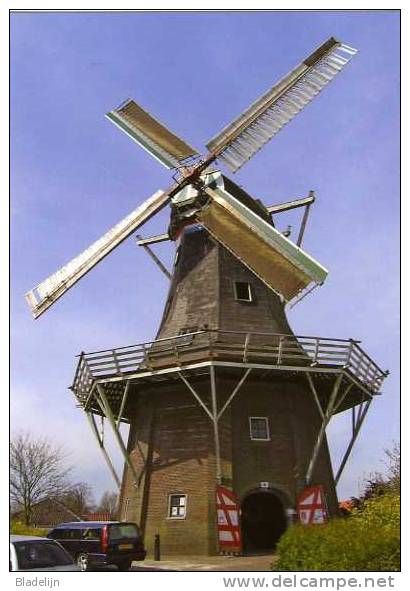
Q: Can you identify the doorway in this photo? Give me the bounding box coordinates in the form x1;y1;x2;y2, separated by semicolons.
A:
241;491;287;553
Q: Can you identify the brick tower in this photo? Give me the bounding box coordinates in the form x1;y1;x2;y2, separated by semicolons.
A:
119;230;335;554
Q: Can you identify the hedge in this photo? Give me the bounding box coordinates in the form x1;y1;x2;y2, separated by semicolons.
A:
274;493;400;571
10;521;49;537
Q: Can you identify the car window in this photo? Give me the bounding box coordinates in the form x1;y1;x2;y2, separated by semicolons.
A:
82;528;101;540
109;524;140;540
51;529;66;539
14;541;73;570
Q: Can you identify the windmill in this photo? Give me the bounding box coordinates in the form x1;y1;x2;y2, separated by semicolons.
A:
25;37;356;319
25;38;388;559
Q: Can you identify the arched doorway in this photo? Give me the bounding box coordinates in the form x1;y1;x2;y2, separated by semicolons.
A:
241;491;287;554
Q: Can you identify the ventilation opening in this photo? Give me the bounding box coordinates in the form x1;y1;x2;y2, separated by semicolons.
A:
234;281;253;302
241;491;287;554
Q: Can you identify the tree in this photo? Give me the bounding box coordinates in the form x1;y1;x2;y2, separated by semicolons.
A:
10;432;72;525
349;441;400;510
384;441;400;493
62;482;95;516
97;491;118;515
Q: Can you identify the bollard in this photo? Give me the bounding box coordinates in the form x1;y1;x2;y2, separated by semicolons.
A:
154;533;161;561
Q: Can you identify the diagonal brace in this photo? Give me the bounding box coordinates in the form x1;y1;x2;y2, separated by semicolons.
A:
178;372;214;420
116;381;131;428
305;372;343;485
305;372;324;420
95;383;140;486
136;234;171;279
217;369;252;420
86;410;121;490
334;399;372;486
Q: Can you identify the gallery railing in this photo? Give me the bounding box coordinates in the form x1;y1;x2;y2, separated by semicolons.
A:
72;330;388;403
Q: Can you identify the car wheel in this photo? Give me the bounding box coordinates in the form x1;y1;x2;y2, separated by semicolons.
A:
76;553;91;572
116;560;132;571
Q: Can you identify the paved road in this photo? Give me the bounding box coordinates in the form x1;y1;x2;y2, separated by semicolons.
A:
131;554;276;572
99;554;275;572
130;566;176;571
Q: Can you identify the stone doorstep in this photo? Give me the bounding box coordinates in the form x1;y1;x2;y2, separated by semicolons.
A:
135;554;276;572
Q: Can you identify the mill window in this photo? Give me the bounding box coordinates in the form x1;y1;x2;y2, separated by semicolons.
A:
249;417;270;441
168;494;187;519
234;281;253;302
178;327;198;345
178;326;198;336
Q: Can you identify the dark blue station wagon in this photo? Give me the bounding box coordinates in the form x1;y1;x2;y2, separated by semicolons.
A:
47;521;146;571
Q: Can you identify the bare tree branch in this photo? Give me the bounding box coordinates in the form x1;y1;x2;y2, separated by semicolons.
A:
97;491;118;515
62;482;95;516
10;432;72;525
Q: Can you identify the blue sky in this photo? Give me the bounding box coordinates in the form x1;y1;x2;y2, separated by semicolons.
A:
10;10;399;503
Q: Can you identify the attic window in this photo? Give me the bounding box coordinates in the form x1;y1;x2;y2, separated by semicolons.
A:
234;281;253;302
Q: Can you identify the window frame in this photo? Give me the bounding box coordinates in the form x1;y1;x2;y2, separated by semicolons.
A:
167;493;188;520
249;416;271;441
234;281;253;303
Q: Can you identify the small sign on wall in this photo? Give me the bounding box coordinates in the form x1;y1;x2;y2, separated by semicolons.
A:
260;481;270;489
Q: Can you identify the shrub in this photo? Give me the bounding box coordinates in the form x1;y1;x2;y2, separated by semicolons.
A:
10;520;49;537
274;493;400;571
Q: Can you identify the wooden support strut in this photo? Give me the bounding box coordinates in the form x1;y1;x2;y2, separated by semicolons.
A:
297;191;315;247
305;371;324;420
95;383;140;486
178;369;221;482
217;368;252;420
266;194;315;215
178;366;251;485
334;399;372;486
178;372;213;420
305;372;343;485
135;234;172;279
85;410;121;490
210;365;222;485
116;381;131;428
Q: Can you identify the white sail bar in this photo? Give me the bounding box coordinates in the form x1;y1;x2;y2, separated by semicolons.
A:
206;37;358;172
106;99;199;169
25;189;169;318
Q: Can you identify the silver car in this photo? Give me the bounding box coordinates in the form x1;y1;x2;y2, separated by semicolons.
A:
10;535;80;571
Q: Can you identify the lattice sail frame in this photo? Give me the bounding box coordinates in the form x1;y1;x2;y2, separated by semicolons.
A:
25;190;168;318
207;38;358;172
106;99;199;169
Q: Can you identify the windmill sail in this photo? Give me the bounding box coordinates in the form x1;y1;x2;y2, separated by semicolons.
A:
206;37;358;172
106;99;199;169
25;189;169;318
198;185;327;302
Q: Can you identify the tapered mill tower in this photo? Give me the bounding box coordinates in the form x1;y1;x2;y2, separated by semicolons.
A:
117;180;342;556
26;38;388;557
